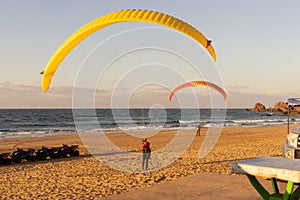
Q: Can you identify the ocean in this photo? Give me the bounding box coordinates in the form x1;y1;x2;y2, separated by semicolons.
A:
0;108;298;139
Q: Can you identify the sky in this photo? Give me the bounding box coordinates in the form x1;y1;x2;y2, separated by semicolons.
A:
1;1;300;108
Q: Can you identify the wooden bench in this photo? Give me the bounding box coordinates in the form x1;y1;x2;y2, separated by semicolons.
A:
230;156;300;200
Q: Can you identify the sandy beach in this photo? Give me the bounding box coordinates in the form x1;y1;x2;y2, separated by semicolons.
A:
0;125;294;199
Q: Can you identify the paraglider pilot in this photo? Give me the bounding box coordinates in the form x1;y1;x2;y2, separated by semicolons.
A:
141;138;151;170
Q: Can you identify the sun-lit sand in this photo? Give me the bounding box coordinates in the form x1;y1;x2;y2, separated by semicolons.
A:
0;125;294;199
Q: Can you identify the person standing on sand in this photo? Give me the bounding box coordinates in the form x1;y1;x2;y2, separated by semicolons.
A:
196;124;201;136
141;138;151;170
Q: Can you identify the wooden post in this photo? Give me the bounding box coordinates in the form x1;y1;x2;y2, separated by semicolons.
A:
287;104;290;135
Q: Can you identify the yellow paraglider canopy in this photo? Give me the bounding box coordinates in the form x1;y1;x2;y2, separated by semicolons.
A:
42;9;216;91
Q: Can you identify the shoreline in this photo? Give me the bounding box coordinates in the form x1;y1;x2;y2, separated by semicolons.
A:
0;125;296;199
0;124;294;153
0;122;295;142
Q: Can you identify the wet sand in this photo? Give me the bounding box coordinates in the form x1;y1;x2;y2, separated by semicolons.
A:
0;125;293;199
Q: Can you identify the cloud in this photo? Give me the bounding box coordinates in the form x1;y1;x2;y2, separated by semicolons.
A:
0;80;111;108
226;90;287;108
0;81;70;108
0;81;291;109
0;81;107;108
227;85;251;91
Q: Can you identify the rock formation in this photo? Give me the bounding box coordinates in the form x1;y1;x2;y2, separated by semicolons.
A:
273;102;288;113
251;101;300;115
252;102;266;112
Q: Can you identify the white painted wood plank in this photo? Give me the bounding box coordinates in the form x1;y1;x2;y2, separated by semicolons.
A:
230;156;300;182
